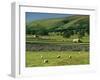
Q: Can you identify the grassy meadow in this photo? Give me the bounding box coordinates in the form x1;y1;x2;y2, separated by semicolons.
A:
26;51;89;67
25;13;90;67
26;34;89;44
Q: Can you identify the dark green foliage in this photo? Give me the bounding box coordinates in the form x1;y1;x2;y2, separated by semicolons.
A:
77;30;85;38
62;19;69;24
35;28;48;36
62;30;72;38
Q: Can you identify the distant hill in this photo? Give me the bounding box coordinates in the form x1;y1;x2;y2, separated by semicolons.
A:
26;15;89;37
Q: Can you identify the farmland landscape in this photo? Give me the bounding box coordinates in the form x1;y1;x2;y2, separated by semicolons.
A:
25;12;90;67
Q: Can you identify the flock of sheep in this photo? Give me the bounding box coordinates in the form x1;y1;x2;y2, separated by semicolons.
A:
41;51;81;64
41;55;72;64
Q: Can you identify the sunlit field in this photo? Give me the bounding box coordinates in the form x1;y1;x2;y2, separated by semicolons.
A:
26;51;89;67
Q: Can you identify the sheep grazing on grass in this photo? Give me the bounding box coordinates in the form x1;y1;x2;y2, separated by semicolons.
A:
33;35;39;38
73;38;81;43
69;55;72;59
43;59;48;63
41;56;43;59
78;52;80;54
57;55;61;58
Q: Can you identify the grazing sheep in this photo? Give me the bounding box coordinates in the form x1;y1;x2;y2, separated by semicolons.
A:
69;55;72;59
57;55;61;58
33;35;39;38
73;38;81;43
41;56;43;59
43;59;48;63
78;52;80;54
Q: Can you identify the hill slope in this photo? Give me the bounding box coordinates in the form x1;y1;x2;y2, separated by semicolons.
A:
26;15;89;36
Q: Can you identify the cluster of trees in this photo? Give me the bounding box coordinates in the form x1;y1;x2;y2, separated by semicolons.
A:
26;24;49;35
62;21;89;38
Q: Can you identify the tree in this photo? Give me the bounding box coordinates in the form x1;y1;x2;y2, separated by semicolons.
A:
36;28;49;36
62;30;72;38
78;30;85;38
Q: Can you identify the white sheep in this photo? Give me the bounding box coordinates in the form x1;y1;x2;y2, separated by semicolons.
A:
33;35;39;38
57;55;61;58
73;38;81;43
43;59;48;63
41;56;43;59
69;55;72;59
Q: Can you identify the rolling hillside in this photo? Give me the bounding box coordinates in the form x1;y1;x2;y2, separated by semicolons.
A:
26;15;89;34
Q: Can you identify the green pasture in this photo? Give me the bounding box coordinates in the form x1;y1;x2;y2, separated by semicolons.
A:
26;51;89;67
26;35;89;44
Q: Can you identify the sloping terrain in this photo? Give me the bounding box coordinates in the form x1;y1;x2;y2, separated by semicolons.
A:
26;15;89;34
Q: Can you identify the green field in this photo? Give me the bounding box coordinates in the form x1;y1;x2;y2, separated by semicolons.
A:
26;34;89;44
26;51;89;67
